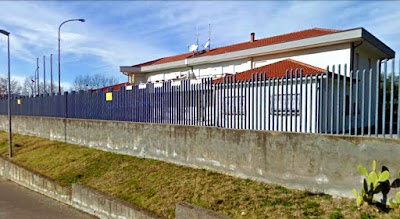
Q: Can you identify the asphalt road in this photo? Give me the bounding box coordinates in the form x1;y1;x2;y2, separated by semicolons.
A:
0;177;96;219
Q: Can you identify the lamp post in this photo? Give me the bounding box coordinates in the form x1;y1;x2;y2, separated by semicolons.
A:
58;19;85;94
0;29;12;158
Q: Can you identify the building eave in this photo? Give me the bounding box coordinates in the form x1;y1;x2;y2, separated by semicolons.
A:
361;28;395;58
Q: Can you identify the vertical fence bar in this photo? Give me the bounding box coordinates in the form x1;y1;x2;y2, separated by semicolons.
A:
316;75;321;133
267;76;271;131
336;65;341;134
289;70;292;132
368;68;372;136
294;69;299;132
310;75;314;133
240;80;244;130
263;72;267;130
382;61;387;137
286;70;289;132
174;82;178;125
247;79;251;129
234;75;238;129
304;75;308;133
213;81;216;127
330;66;335;134
355;70;359;135
343;64;347;135
202;79;206;126
224;77;227;128
208;78;211;126
375;61;380;137
361;69;366;136
299;69;303;132
152;83;155;123
183;80;187;125
324;67;329;134
220;81;224;128
286;69;296;132
398;59;400;138
229;77;233;128
272;78;275;130
280;76;284;132
172;83;175;124
190;81;195;125
156;85;159;123
254;74;258;130
168;82;172;124
349;70;353;135
389;60;394;138
251;74;255;130
319;75;324;133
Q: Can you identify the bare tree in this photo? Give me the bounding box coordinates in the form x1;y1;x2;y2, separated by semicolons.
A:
0;75;22;97
73;73;118;91
21;76;36;96
21;76;64;96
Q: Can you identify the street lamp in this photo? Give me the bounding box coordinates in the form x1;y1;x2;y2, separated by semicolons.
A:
0;29;12;158
58;18;85;94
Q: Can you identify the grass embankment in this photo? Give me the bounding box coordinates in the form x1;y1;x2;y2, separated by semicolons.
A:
0;132;399;219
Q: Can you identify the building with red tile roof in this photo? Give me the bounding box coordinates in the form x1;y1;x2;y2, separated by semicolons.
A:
120;27;394;85
213;59;326;82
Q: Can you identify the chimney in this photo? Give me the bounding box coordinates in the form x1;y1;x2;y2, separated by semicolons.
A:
250;32;255;42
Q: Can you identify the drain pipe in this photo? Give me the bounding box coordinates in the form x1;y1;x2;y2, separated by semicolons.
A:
351;41;363;71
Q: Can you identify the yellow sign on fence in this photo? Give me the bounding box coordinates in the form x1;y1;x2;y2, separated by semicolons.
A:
106;92;112;101
17;99;21;105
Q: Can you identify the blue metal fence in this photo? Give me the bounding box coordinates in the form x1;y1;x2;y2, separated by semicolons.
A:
0;61;399;138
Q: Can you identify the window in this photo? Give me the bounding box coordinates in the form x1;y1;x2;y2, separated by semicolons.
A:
224;96;245;115
270;94;301;115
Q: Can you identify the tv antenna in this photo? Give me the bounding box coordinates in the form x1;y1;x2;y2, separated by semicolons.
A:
188;25;200;53
203;23;210;50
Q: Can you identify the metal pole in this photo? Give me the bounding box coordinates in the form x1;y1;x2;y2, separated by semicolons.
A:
0;29;12;157
7;33;12;158
37;58;39;95
50;54;53;94
58;25;61;94
58;19;85;94
43;55;46;94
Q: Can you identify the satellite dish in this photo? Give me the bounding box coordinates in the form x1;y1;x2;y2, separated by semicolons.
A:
204;40;210;50
189;44;198;52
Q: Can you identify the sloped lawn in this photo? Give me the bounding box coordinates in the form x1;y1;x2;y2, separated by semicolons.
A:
0;131;399;218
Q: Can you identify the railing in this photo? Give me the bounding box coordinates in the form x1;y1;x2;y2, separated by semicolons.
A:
0;60;399;138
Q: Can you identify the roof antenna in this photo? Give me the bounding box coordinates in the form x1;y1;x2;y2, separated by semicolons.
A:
188;25;199;54
204;23;210;50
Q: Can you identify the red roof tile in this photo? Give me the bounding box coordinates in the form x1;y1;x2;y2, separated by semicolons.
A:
133;28;340;67
92;82;130;92
213;59;326;82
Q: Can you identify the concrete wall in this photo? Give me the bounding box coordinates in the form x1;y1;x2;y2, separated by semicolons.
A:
1;115;400;199
0;157;71;205
0;157;163;219
72;184;162;219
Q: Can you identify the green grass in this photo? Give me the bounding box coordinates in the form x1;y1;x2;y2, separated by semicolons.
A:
1;131;399;219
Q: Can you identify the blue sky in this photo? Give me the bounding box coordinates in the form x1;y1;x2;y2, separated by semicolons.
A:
0;1;399;89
